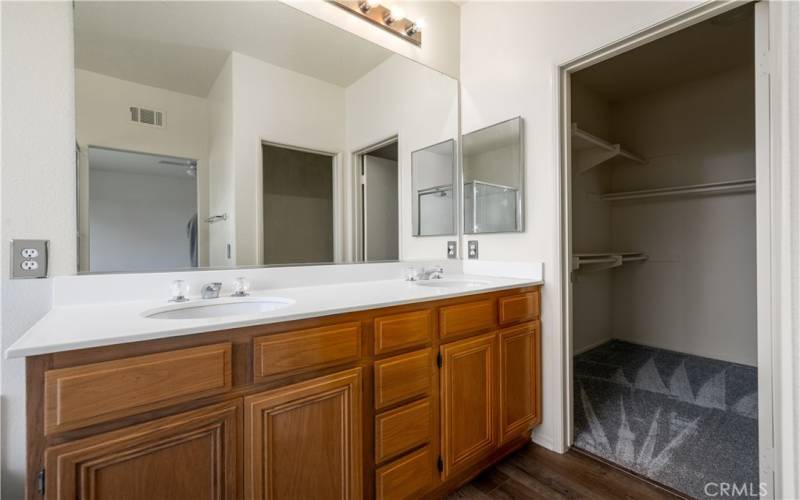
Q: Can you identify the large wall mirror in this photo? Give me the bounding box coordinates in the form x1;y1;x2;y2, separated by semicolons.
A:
74;1;458;273
462;117;524;234
411;139;457;236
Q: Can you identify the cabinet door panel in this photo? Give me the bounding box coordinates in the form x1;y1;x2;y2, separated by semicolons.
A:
44;401;240;500
244;368;362;500
440;333;496;478
499;321;540;443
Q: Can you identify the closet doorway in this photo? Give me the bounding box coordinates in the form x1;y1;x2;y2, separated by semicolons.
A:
560;3;772;498
260;142;336;265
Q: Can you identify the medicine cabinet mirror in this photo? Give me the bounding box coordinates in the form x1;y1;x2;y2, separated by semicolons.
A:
411;139;457;236
74;1;458;273
462;117;524;234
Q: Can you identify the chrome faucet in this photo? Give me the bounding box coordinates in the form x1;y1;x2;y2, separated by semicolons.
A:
201;282;223;299
419;266;445;280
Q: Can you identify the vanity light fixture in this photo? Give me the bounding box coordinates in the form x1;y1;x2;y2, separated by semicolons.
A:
330;1;422;46
358;0;376;12
383;5;404;24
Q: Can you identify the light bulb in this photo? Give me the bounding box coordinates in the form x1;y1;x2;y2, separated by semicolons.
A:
406;18;424;35
384;5;405;24
358;0;376;12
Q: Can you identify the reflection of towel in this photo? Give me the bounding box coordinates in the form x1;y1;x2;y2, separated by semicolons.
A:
187;214;198;267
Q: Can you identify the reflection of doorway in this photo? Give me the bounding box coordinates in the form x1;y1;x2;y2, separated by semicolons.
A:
83;146;198;272
356;139;399;262
261;142;335;265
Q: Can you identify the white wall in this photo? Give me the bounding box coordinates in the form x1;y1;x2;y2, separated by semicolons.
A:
570;81;613;354
89;168;198;272
610;65;756;365
1;3;75;497
230;52;347;266
207;55;236;267
76;69;210;268
459;0;706;451
346;54;459;261
285;0;460;80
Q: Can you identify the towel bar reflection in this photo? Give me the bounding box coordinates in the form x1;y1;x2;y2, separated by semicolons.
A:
205;214;228;224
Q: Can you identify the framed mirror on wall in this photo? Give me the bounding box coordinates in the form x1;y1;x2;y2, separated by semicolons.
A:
73;1;458;274
462;117;524;234
411;139;457;237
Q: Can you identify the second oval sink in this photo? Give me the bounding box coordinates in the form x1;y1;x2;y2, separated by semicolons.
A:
415;279;490;289
145;297;294;320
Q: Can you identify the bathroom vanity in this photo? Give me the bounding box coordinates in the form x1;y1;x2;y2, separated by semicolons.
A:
18;282;540;499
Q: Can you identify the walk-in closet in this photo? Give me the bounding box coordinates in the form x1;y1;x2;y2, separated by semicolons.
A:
568;5;759;497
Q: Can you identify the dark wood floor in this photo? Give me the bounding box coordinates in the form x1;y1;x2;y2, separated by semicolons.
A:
446;444;683;500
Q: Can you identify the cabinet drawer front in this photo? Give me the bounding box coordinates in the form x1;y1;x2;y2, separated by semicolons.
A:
376;445;434;500
44;343;232;434
374;310;432;356
375;398;432;463
439;299;496;339
45;401;240;500
374;349;431;409
253;321;361;379
499;291;539;325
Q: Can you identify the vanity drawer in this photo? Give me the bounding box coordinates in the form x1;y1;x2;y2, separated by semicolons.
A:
374;309;432;356
44;343;232;434
374;349;431;409
499;290;540;325
375;398;432;463
376;445;435;500
439;299;496;339
253;321;362;379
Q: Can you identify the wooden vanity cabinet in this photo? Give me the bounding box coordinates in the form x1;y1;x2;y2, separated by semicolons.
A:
25;285;540;500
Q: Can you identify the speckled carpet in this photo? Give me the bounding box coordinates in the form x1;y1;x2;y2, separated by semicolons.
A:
573;340;759;499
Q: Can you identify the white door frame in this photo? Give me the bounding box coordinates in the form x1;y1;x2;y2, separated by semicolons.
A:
555;1;778;496
351;136;400;262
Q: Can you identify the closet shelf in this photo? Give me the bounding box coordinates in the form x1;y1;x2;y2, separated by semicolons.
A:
571;123;647;174
600;179;755;202
572;252;648;273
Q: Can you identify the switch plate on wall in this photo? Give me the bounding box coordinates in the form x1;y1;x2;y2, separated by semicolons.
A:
468;240;479;259
447;241;457;259
11;239;49;279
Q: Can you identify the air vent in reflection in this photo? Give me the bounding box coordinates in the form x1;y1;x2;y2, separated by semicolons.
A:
129;106;165;128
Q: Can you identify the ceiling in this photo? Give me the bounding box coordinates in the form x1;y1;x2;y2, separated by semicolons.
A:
75;1;394;97
89;147;198;180
572;3;754;103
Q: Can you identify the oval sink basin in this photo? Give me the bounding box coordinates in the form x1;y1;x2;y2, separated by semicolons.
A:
415;279;490;289
144;297;294;320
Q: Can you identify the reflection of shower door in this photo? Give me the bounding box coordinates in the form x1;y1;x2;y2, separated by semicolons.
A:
362;155;399;261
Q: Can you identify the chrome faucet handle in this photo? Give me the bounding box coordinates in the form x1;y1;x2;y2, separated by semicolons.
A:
420;265;445;280
201;282;223;299
169;280;190;303
231;277;250;297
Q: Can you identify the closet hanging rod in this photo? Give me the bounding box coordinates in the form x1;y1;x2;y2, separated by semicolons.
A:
600;179;755;201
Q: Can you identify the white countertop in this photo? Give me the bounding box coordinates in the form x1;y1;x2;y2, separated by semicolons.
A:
5;275;541;358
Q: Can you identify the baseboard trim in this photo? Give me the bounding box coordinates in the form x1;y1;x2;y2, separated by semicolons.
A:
572;337;612;356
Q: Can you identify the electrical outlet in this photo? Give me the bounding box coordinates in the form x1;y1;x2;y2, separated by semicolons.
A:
21;248;39;259
468;240;479;260
447;241;457;259
20;260;39;271
11;239;49;279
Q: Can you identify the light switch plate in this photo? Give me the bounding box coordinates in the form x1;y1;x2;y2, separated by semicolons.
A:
447;241;457;259
11;239;49;279
467;240;479;260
